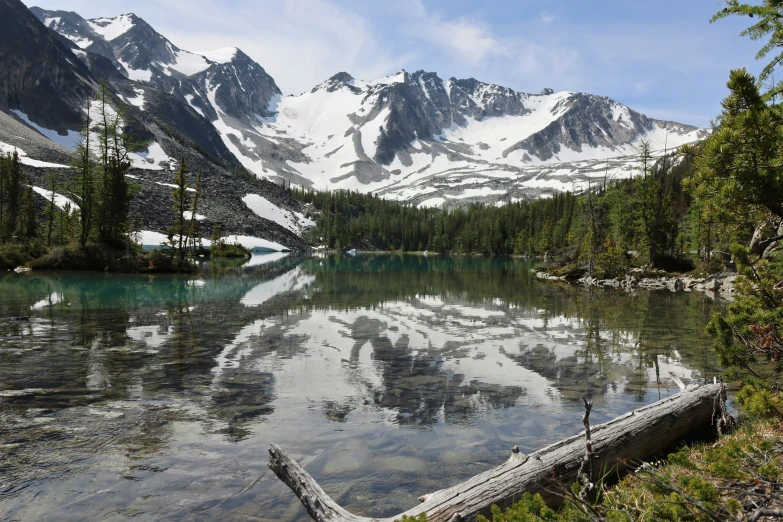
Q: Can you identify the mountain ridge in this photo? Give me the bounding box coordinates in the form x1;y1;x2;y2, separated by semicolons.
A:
9;3;709;210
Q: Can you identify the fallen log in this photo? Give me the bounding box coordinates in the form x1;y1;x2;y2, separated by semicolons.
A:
268;382;726;522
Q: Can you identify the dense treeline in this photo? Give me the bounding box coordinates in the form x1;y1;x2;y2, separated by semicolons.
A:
290;143;728;276
292;185;581;255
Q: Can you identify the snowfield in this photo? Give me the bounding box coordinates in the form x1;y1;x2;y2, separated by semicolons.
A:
88;14;135;41
9;110;81;151
242;194;314;233
30;186;77;211
0;140;70;168
200;71;706;206
136;231;287;252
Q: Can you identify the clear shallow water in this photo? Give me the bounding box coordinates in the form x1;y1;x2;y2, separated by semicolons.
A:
0;254;721;521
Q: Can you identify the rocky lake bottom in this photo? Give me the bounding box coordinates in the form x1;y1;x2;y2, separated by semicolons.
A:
0;254;722;521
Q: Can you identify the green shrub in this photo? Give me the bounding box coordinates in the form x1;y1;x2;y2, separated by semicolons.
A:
210;241;251;258
735;381;783;419
476;493;558;522
394;515;426;522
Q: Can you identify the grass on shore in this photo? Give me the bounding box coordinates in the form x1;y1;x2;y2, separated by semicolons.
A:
396;416;782;522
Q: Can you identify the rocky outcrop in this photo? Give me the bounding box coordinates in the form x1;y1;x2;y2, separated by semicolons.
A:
535;267;737;300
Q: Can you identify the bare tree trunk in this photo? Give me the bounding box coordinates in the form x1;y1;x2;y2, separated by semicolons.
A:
269;383;726;522
749;216;783;258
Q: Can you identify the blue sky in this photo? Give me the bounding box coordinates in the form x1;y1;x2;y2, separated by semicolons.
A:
25;0;767;127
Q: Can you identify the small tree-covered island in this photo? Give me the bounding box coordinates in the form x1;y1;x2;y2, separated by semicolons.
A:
0;82;253;272
0;0;781;521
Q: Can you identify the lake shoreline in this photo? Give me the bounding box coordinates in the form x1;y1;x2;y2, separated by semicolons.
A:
534;267;738;300
1;241;257;275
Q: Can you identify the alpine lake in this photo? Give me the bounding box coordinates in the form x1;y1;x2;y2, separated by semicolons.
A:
0;254;723;521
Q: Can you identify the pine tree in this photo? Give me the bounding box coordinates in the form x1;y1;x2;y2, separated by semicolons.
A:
169;157;191;262
712;0;783;101
686;69;783;259
45;171;58;246
3;151;24;243
187;169;203;254
15;186;36;242
73;98;96;249
95;81;136;247
210;222;221;245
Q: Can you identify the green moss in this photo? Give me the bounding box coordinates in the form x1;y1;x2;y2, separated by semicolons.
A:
473;419;782;522
758;462;780;481
476;493;558;522
666;448;694;468
394;515;427;522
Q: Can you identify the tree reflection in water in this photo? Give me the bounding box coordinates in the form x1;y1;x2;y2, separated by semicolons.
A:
0;254;721;521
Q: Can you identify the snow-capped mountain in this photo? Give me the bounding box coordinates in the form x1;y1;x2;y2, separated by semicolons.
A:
12;3;709;210
0;0;310;252
254;71;706;205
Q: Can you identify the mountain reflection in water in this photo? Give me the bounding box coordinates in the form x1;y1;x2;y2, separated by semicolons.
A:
0;254;720;521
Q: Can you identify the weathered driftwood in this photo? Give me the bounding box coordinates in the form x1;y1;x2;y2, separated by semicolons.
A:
268;382;725;522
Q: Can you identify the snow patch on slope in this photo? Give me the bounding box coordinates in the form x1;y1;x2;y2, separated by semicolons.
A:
0;140;69;168
9;110;81;150
30;186;76;211
118;59;152;82
184;94;205;117
367;71;407;87
130;143;173;170
183;211;206;221
88;14;135;41
137;231;287;252
65;34;92;49
242;194;314;233
200;47;238;64
124;88;145;109
170;49;211;76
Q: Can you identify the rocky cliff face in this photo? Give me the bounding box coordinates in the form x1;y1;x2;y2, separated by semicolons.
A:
0;0;94;134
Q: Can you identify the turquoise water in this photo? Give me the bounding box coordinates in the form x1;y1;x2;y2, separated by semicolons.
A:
0;254;720;521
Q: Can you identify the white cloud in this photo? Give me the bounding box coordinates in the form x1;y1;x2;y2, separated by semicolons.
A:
540;12;556;24
427;18;508;66
635;80;653;94
401;1;508;66
398;0;581;91
155;0;411;94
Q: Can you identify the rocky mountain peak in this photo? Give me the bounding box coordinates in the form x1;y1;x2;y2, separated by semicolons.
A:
86;12;139;41
30;6;118;62
329;71;355;84
99;13;177;73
